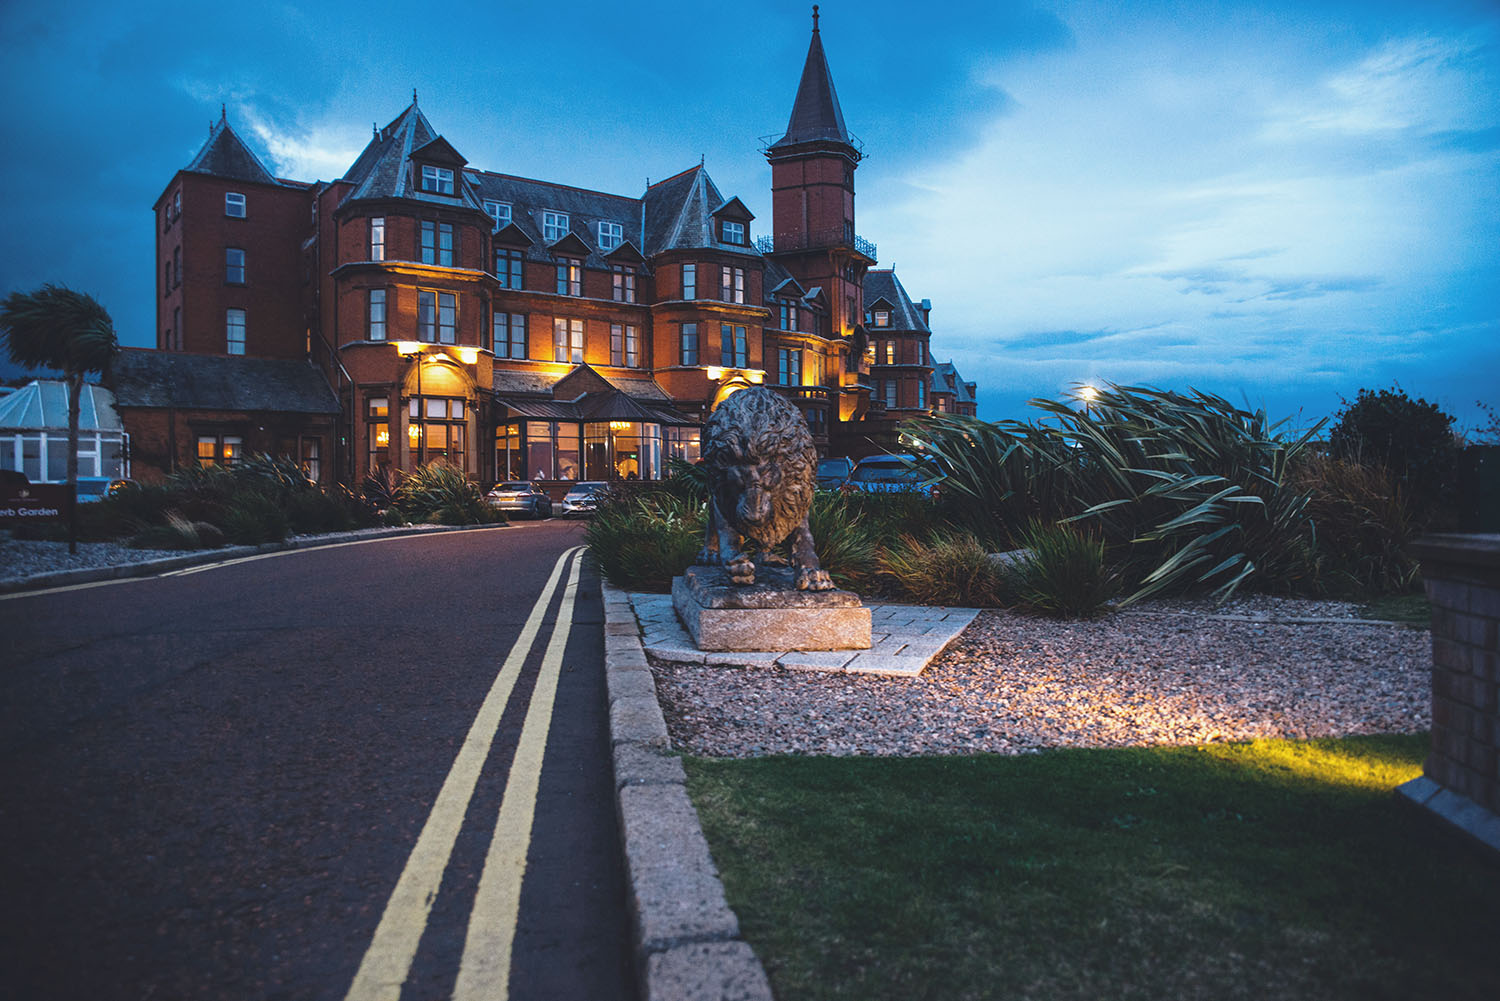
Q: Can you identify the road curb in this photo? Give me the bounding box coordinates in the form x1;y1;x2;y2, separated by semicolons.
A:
0;523;509;595
601;580;775;1001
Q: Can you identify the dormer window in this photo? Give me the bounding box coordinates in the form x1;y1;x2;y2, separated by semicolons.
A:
872;309;890;328
542;211;569;242
420;164;455;195
721;220;745;245
598;221;623;251
225;192;246;218
483;200;511;230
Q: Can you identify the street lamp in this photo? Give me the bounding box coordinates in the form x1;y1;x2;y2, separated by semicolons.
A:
395;341;427;467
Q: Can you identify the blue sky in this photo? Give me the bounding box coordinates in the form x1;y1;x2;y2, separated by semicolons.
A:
1;0;1496;431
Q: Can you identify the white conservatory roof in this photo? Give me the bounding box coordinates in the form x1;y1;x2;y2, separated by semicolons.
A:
0;380;123;432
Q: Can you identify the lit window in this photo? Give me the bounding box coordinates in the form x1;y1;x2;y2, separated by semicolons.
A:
553;317;584;363
493;312;527;359
611;324;641;367
722;220;744;245
720;266;744;304
420;164;455;194
225;247;245;284
612;267;635;303
778;347;802;386
542;211;569;242
496;248;524;289
556;258;582;296
368;289;386;341
370;217;385;261
225;192;245;217
719;323;747;367
885;341;895;365
873;309;890;328
197;434;244;468
682;263;696;300
483;200;511;230
680;323;698;365
226;309;246;355
598;221;623;251
421;221;454;266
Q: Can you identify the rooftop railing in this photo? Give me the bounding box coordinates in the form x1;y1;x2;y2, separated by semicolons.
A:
756;230;876;261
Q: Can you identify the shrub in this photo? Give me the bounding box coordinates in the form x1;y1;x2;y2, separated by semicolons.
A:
1005;520;1118;618
393;462;501;525
904;384;1321;604
807;491;882;592
128;512;219;550
881;531;1010;606
586;489;703;591
1328;386;1459;525
220;492;290;545
1292;452;1418;594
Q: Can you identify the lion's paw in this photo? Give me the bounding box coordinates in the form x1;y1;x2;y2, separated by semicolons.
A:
796;567;834;591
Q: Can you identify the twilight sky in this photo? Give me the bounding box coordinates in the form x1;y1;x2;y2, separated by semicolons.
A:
1;0;1495;431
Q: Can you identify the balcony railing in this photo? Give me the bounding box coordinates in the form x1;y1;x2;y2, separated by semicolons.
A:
756;230;876;261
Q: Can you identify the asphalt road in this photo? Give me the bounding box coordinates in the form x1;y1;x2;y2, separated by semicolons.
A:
0;520;636;1001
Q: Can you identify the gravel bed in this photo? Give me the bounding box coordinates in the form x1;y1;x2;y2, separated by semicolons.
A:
650;596;1432;758
0;532;187;582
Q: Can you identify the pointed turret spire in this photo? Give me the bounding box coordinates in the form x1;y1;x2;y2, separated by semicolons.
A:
769;6;853;153
186;114;280;186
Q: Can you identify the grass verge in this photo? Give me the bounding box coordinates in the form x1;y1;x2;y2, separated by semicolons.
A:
1360;592;1431;626
685;735;1499;1001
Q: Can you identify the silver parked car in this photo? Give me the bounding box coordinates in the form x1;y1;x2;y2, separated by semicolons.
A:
485;481;553;518
561;481;610;517
846;454;939;497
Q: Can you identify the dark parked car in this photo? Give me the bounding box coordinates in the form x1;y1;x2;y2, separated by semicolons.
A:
816;456;855;490
485;481;553;518
846;454;938;497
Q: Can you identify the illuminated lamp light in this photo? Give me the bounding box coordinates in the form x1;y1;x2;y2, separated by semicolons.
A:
705;367;725;381
408;424;421;443
394;341;423;356
455;346;479;365
747;370;764;384
1079;385;1100;405
609;421;631;430
376;427;390;447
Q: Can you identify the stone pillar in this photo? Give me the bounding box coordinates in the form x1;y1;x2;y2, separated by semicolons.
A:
1397;533;1500;853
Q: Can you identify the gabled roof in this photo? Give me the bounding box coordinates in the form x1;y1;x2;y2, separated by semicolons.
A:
768;15;854;152
0;381;121;431
605;240;646;265
184;112;282;186
643;166;760;256
549;231;593;257
932;361;976;404
863;270;930;333
340;100;486;212
711;196;754;221
467;170;642;269
110;350;339;414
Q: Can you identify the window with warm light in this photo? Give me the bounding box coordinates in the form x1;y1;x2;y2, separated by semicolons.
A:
197;433;243;467
556;258;582;296
872;309;890;328
612;266;635;303
553;317;584;363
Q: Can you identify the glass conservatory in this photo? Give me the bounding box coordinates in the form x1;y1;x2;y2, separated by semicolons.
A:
0;381;129;497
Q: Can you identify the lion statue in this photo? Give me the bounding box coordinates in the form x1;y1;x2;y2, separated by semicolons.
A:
697;386;834;590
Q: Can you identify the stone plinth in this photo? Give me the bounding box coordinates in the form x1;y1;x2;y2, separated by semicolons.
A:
1398;533;1500;856
672;565;871;652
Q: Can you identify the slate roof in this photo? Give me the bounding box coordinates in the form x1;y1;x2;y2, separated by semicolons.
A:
863;270;930;333
340;101;487;213
493;365;690;424
185;113;283;186
932;361;977;405
768;19;853;151
110;350;339;414
0;381;122;431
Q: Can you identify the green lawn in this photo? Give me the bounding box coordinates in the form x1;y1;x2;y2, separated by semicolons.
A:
685;735;1500;1001
1360;592;1432;626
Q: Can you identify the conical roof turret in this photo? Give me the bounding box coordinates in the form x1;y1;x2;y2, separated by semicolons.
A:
768;6;856;155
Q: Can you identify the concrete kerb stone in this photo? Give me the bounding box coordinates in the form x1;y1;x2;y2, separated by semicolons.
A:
601;579;774;1001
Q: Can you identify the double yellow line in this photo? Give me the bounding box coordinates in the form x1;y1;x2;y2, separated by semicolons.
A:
344;545;585;1001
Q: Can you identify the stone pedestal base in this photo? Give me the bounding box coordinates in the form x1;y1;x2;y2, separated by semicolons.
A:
671;565;872;652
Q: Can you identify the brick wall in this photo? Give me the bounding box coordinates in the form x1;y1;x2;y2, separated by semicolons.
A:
1414;534;1500;816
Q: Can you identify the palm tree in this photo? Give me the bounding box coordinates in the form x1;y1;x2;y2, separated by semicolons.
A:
0;284;120;552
